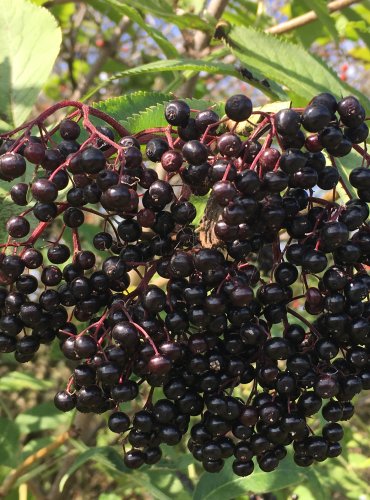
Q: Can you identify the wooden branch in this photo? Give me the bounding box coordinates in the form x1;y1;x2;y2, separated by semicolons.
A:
72;16;131;100
266;0;359;35
0;431;72;498
177;0;230;97
194;0;230;51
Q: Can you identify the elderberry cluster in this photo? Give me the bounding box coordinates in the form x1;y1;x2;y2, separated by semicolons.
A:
0;93;369;476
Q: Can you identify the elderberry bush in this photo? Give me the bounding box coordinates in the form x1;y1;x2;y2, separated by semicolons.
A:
0;93;369;476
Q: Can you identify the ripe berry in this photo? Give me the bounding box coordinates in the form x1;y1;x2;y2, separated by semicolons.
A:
275;109;301;136
31;178;58;202
165;100;190;126
54;391;76;412
182;140;208;166
338;96;365;127
146;138;169;162
195;109;219;132
0;153;26;180
301;104;332;132
60;119;81;140
6;216;30;238
225;94;252;122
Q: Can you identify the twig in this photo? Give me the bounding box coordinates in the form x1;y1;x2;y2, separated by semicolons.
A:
266;0;359;35
177;0;230;97
72;16;131;100
0;431;73;498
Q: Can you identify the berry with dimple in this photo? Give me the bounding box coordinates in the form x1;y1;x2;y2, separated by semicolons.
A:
301;104;332;132
195;109;219;133
165;100;190;126
60;119;81;140
337;96;365;127
225;94;253;122
0;153;26;180
6;216;30;238
217;133;242;157
275;109;301;136
182;140;208;166
146;138;169;162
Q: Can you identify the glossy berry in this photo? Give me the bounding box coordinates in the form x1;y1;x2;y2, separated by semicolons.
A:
225;94;252;121
165;100;190;126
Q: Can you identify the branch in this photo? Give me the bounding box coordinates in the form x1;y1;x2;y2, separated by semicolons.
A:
194;0;230;52
177;0;230;97
72;16;131;100
0;431;73;498
266;0;359;35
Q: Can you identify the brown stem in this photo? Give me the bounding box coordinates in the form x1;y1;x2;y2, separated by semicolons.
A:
266;0;359;35
0;431;73;498
287;307;320;338
0;101;130;139
177;0;230;98
72;17;131;101
353;144;370;164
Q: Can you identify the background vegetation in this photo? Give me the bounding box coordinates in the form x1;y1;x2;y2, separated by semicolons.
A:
0;0;370;499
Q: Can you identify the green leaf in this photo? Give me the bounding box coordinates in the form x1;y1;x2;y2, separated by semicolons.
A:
93;0;211;31
191;195;210;226
291;0;328;47
119;0;212;31
125;98;224;134
341;4;370;49
226;26;370;113
0;417;21;468
300;0;339;44
192;456;308;500
60;446;126;491
334;149;363;201
89;1;178;58
87;59;285;101
93;91;174;127
61;446;173;500
86;0;122;22
0;372;53;392
15;402;74;433
116;4;179;58
0;0;61;129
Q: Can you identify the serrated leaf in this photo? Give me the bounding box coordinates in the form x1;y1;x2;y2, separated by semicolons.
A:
0;0;61;129
0;372;53;392
126;98;224;134
0;417;21;468
192;456;309;500
93;92;174;128
87;59;284;101
226;26;370;113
